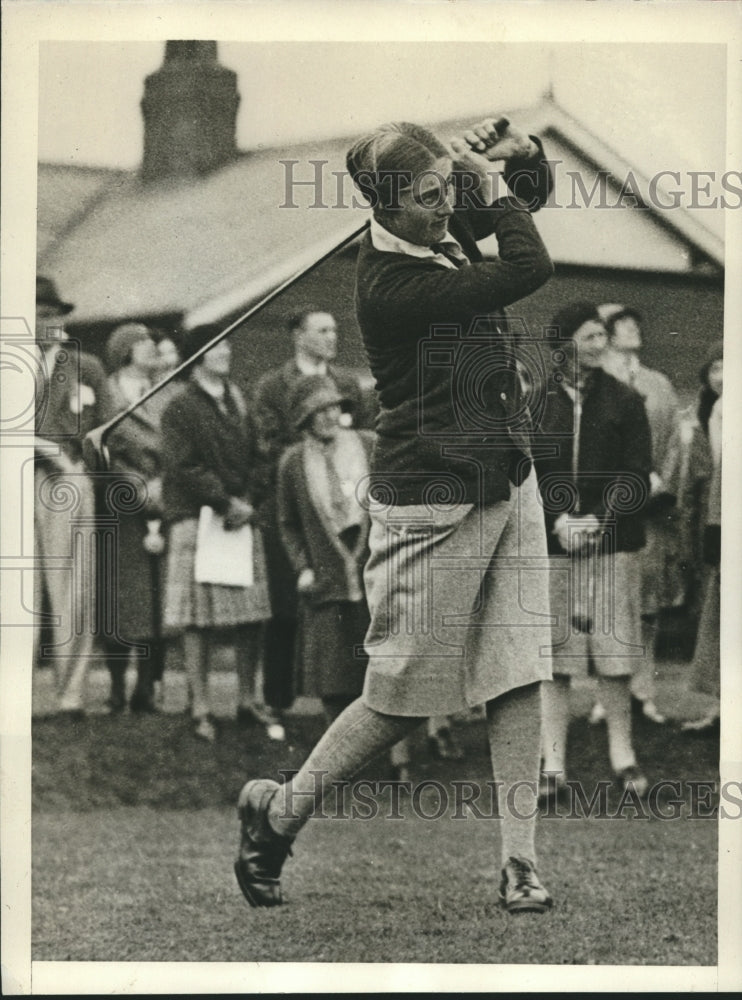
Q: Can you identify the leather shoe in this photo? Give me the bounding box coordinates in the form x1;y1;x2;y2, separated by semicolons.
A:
499;856;553;914
234;779;294;907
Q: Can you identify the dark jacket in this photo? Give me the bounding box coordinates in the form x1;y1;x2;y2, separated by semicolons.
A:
355;142;554;507
533;368;652;554
36;349;114;464
160;379;260;525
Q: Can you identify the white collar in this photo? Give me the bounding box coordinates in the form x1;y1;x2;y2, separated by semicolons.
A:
295;355;327;377
193;370;226;400
370;217;466;268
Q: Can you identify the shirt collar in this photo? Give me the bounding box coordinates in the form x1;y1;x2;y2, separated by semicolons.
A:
193;369;226;401
295;355;327;377
370;217;465;268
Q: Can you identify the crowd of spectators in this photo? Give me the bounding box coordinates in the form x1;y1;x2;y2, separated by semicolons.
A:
33;275;723;763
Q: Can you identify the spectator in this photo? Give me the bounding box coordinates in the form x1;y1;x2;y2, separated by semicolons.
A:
594;303;682;725
160;326;272;742
277;375;373;726
102;322;173;713
278;375;461;772
152;331;182;380
535;302;652;801
681;340;723;733
34;276;113;716
252;311;366;731
388;716;464;783
105;322;160;411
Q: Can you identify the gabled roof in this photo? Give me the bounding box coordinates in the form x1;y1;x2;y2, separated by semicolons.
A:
37;98;724;327
38;136;366;326
523;100;724;267
37;163;132;257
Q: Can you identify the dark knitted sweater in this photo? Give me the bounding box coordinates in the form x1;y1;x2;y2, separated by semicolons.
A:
355;146;554;507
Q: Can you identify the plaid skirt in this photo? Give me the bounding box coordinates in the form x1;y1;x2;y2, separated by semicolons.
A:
163;518;271;632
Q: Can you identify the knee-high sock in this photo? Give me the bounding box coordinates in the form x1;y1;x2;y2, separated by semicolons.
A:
184;629;210;719
540;675;571;780
598;675;636;774
268;698;420;837
630;619;657;703
427;715;449;737
486;682;543;865
235;623;263;710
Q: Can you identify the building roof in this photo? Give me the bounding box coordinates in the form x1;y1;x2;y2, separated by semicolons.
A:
37;98;724;328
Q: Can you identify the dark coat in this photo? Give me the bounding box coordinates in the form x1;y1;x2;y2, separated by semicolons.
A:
355;141;554;508
278;429;374;699
102;383;185;641
36;349;114;464
277;429;375;605
533;368;652;554
160;379;260;525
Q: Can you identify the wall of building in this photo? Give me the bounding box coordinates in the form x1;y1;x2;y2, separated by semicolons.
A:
68;243;723;411
224;247;723;407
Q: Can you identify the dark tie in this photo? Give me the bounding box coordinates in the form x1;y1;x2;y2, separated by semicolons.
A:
431;242;470;268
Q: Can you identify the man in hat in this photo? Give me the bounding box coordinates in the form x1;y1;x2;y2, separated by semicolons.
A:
34;276;113;716
251;310;368;736
236;116;557;915
592;303;681;725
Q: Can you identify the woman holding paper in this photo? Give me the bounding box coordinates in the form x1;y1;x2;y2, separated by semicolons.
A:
160;326;272;742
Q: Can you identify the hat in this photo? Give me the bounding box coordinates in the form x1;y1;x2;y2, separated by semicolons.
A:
36;275;74;315
183;324;224;362
291;374;347;431
699;338;724;382
551;301;601;340
105;322;152;373
597;303;642;334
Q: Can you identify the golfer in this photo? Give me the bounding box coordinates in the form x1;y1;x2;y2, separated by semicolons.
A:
236;115;555;914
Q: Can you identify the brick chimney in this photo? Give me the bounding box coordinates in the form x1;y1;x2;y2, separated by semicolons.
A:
141;41;240;183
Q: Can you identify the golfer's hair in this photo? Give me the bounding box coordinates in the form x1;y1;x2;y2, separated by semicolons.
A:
346;122;448;211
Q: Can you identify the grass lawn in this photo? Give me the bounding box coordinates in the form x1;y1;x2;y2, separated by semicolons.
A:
33;805;716;966
32;708;719;965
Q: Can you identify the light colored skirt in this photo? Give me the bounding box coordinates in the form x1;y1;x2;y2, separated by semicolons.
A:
361;469;553;716
163;518;271;632
548;549;645;678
